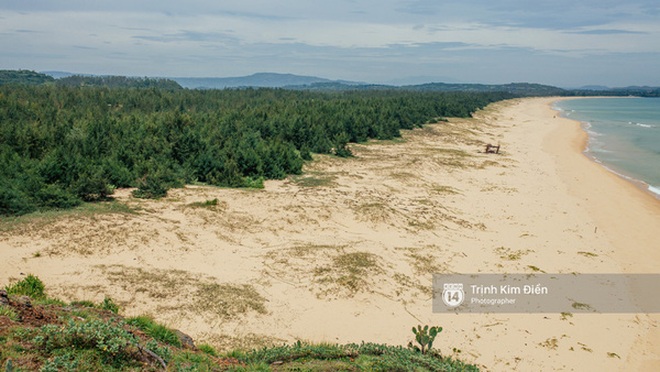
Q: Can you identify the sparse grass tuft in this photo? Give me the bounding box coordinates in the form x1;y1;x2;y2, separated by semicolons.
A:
389;171;417;181
405;250;445;276
198;343;218;357
527;265;545;273
539;337;559;350
192;283;268;320
0;304;19;321
572;302;592;311
354;202;395;224
577;251;598;258
494;246;531;261
431;185;459;194
290;175;336;188
334;252;380;276
70;300;96;308
187;198;225;210
314;252;384;296
560;312;573;321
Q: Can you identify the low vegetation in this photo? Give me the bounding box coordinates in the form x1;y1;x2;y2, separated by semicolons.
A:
0;275;479;371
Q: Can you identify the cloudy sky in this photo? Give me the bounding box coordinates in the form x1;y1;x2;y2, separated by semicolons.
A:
1;0;659;86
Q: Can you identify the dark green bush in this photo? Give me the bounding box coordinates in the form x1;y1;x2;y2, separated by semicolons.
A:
132;175;168;199
0;183;36;216
35;184;81;209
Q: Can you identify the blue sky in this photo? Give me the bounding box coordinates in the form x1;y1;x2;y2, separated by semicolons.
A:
1;0;659;86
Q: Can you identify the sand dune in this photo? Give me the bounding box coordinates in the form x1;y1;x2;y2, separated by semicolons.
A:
1;97;658;370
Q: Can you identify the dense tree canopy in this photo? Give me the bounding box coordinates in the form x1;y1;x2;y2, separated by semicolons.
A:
0;70;55;86
55;75;182;90
0;83;512;216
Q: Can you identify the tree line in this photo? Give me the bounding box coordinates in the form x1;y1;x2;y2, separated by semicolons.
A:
0;83;513;216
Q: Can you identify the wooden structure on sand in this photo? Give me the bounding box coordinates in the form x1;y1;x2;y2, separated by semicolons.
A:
485;143;500;154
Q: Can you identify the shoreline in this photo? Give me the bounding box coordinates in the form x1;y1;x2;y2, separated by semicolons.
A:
551;97;660;201
544;96;660;370
539;96;660;271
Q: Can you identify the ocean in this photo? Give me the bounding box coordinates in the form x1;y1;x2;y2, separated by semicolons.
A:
553;97;660;197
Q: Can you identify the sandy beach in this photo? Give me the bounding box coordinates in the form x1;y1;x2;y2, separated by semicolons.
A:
1;97;658;371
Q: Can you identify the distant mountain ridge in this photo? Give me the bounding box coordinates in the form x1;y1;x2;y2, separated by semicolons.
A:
41;71;363;89
172;73;364;89
26;70;660;96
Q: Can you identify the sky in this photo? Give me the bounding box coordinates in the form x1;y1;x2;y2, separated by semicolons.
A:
1;0;659;87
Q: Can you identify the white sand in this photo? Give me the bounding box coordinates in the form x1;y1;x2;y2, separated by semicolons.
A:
1;97;658;370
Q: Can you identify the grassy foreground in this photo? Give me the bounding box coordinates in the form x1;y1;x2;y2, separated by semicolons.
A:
0;275;479;371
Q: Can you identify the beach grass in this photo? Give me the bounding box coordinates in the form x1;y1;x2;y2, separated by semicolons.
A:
0;200;139;234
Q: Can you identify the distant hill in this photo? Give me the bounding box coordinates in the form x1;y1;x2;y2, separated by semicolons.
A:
611;86;660;96
41;70;88;79
567;86;660;97
10;69;660;97
40;71;182;89
172;72;363;89
577;85;611;91
290;81;566;96
400;82;566;96
0;70;54;85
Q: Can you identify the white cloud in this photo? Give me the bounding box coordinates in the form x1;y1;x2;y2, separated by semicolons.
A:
0;1;658;86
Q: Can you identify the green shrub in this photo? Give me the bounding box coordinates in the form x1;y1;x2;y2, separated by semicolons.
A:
32;319;138;365
132;175;168;199
169;350;218;371
0;182;36;216
5;274;46;299
70;300;96;308
35;184;81;209
200;198;218;207
242;176;264;189
99;297;120;314
144;339;172;363
126;315;181;347
0;304;18;321
197;343;218;357
40;351;82;372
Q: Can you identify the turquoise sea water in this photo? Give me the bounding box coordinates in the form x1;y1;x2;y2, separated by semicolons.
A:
554;98;660;197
